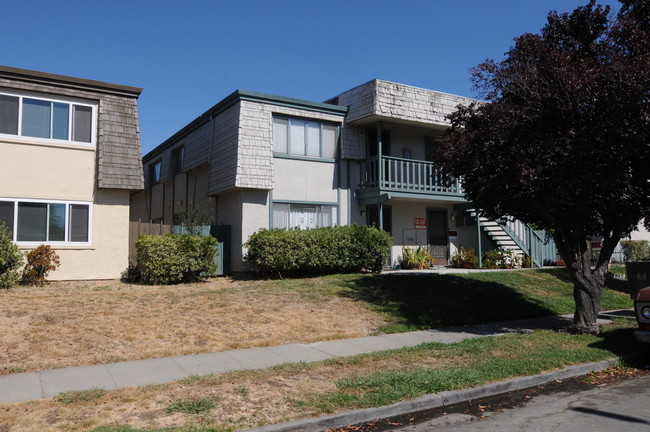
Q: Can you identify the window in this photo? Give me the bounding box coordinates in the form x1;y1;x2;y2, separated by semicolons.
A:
150;160;162;184
173;147;184;174
273;117;338;159
272;203;337;230
0;92;94;144
0;199;91;244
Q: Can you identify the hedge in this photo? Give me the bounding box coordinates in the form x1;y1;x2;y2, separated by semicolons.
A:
245;224;392;276
135;234;218;284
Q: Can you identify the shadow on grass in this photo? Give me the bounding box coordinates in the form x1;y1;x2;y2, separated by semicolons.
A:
538;267;630;295
338;274;556;330
589;325;650;368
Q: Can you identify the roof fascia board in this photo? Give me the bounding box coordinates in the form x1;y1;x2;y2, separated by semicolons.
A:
0;65;142;98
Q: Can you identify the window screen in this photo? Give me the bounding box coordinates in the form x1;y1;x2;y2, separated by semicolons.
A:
69;204;89;242
0;95;19;135
0;201;14;236
73;105;92;143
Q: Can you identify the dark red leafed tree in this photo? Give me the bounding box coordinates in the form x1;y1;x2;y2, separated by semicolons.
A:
436;0;650;334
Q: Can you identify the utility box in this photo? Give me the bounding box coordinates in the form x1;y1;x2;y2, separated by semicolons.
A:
625;260;650;300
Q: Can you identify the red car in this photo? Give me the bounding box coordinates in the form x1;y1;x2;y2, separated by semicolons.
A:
627;262;650;343
635;287;650;343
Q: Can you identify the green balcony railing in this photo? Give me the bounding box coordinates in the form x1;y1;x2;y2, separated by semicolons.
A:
359;155;463;196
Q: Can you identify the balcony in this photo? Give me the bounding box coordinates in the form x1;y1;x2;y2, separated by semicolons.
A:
357;155;465;204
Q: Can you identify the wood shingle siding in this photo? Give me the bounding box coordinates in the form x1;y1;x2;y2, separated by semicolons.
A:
0;65;144;191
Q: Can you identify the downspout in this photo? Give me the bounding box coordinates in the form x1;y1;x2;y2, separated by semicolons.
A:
336;125;341;226
207;113;216;220
347;160;352;226
476;210;482;268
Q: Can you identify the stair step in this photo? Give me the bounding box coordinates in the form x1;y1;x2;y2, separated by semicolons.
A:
483;225;505;232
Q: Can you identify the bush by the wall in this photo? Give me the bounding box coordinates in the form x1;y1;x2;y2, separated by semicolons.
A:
0;222;23;289
136;234;218;284
20;245;60;286
450;246;478;269
245;224;392;276
482;248;521;269
621;240;650;262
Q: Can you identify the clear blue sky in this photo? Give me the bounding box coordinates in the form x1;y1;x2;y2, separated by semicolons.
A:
1;0;620;155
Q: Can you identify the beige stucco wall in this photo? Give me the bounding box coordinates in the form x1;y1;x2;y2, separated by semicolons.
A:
45;189;130;280
0;139;95;200
1;140;131;280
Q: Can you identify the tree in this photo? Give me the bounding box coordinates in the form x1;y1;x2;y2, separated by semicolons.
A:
436;0;649;334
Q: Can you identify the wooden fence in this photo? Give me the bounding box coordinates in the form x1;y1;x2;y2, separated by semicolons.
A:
129;220;172;262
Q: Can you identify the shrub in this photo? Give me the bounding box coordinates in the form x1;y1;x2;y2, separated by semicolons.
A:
0;222;23;289
451;246;478;269
399;246;433;269
621;240;650;262
20;245;60;286
245;224;392;276
482;248;522;269
135;233;218;284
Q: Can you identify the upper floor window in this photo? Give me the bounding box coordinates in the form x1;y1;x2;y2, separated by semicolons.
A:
173;147;184;174
150;160;162;185
273;117;338;159
0;92;95;145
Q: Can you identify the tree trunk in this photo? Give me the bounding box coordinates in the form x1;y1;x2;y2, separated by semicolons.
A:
565;247;606;335
554;229;609;335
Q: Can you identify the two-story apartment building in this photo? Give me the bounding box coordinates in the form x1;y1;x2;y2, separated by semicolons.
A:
0;65;143;280
132;79;556;272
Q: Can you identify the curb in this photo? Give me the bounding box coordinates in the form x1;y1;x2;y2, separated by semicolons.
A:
244;359;618;432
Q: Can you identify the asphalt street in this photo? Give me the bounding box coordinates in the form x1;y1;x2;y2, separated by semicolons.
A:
389;374;650;432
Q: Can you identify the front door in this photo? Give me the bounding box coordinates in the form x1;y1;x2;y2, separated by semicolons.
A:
428;210;448;265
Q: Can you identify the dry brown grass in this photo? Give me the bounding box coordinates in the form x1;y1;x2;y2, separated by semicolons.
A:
0;277;388;374
0;348;458;432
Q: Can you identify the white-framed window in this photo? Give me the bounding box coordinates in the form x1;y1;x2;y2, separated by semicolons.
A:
0;198;92;245
0;90;96;145
273;116;338;159
272;203;338;230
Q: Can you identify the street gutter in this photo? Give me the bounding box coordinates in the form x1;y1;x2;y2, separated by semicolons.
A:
244;359;618;432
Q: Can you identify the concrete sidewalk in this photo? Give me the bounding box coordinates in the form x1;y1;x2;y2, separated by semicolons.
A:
0;310;633;405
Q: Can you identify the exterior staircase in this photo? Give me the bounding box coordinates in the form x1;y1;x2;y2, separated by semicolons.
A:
468;211;558;268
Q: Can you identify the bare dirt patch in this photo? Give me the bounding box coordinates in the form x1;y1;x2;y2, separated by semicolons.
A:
0;277;388;374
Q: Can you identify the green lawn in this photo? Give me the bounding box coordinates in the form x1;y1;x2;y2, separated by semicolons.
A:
330;268;632;332
290;321;635;413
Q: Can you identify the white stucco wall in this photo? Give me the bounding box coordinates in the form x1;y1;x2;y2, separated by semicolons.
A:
629;222;650;241
273;158;339;203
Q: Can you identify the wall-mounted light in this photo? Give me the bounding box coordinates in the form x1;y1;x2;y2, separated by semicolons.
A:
360;210;365;216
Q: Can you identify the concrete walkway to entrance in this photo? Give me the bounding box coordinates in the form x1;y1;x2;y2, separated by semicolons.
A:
0;310;633;405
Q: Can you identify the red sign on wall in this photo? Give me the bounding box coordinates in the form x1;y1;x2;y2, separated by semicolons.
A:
414;218;427;230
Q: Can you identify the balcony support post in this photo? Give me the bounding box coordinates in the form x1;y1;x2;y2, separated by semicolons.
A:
377;123;383;189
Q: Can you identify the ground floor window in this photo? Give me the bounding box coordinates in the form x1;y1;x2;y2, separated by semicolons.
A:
272;203;337;230
0;198;91;244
